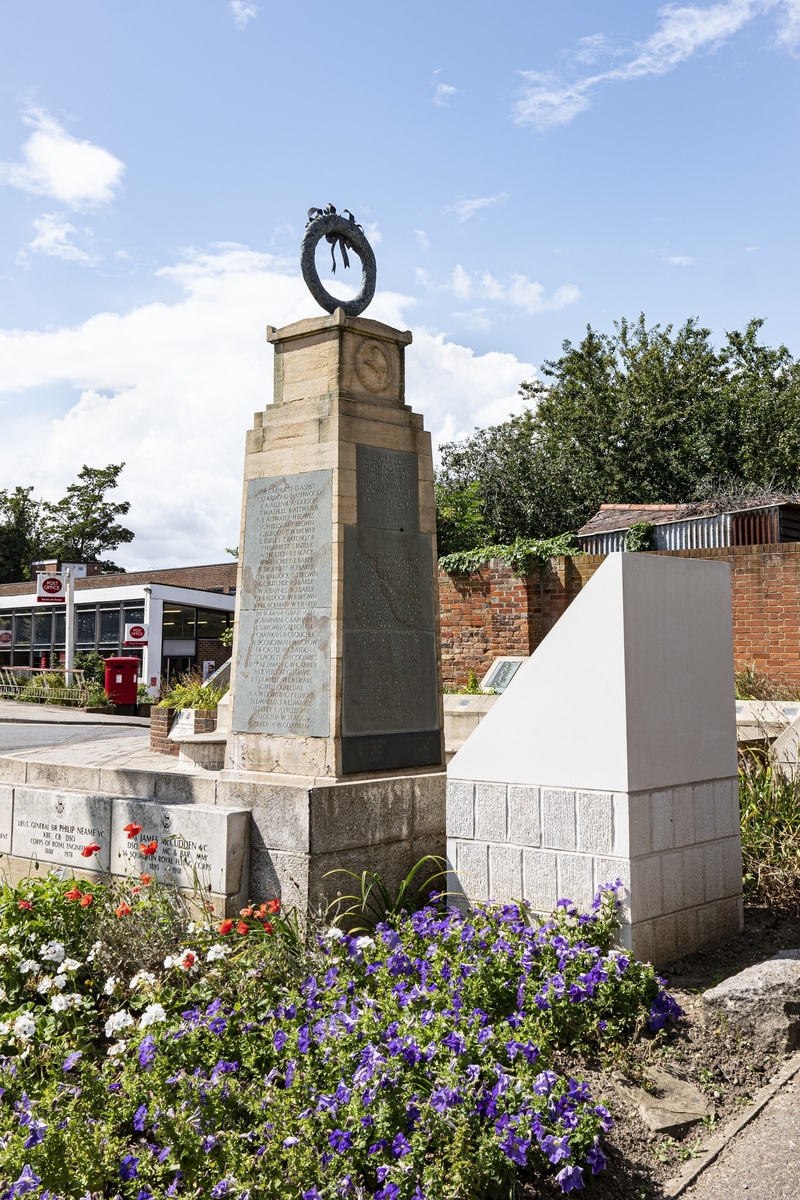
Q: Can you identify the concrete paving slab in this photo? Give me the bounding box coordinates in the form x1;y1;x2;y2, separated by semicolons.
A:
0;699;149;727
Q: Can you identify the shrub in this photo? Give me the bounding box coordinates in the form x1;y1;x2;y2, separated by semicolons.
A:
0;870;681;1199
739;750;800;909
158;670;228;711
73;651;106;687
734;662;800;701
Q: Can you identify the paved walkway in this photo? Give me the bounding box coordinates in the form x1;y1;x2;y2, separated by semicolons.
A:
682;1075;800;1197
0;731;204;774
0;699;149;726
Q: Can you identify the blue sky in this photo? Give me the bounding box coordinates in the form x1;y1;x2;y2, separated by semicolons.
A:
0;1;798;567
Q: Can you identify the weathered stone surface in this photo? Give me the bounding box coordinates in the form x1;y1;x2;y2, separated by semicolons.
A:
614;1066;713;1134
12;787;112;873
356;444;419;531
702;953;800;1054
0;785;12;855
232;471;332;738
109;799;249;897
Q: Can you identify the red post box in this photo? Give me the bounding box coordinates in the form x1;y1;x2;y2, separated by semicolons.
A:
104;656;140;709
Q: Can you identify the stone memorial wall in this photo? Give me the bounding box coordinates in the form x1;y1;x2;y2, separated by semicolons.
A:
233;470;332;738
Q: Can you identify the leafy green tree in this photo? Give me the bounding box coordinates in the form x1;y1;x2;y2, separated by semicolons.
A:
434;480;495;555
39;463;133;572
436;316;800;545
0;486;42;583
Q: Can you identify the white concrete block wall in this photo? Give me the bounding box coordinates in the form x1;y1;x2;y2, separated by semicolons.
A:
446;775;743;965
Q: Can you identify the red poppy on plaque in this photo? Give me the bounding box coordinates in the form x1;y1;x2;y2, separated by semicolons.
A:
124;622;149;646
36;573;66;603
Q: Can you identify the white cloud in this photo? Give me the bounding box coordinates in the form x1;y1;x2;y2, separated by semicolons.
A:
229;1;258;28
363;221;383;246
0;246;536;569
666;254;696;265
414;229;430;250
447;194;507;223
420;264;580;315
433;81;458;106
513;0;791;130
18;214;97;266
0;107;124;209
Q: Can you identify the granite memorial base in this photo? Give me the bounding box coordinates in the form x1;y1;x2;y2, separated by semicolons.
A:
0;755;445;915
447;553;743;966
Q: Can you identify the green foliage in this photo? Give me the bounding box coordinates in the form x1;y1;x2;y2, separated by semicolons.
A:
734;662;800;701
325;855;447;931
158;672;227;710
624;521;655;552
434;480;495;556
0;869;676;1199
739;751;800;908
137;682;154;704
73;650;106;686
0;486;41;584
436;315;800;543
39;463;133;572
0;465;134;583
439;533;580;575
219;624;234;648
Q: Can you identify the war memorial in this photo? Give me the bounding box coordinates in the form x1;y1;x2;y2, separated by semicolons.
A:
0;211;742;964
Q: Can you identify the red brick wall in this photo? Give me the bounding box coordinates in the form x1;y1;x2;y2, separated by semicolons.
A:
439;543;800;687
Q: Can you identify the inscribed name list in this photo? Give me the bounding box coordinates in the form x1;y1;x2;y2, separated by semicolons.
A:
233;471;332;736
11;788;111;873
109;800;249;895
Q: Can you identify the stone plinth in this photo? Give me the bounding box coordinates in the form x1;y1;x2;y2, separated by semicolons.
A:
226;308;444;779
447;553;743;965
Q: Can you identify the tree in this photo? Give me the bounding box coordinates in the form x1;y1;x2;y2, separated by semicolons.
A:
39;463;134;572
436;316;800;545
0;487;42;584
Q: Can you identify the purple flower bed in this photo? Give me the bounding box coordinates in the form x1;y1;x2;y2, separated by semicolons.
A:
0;876;681;1199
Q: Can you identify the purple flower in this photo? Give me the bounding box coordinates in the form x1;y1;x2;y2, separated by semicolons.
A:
201;1134;218;1152
368;1139;389;1155
429;1086;461;1114
10;1166;41;1196
274;1029;288;1052
210;1182;230;1198
302;1190;323;1200
541;1135;571;1164
593;1104;614;1132
533;1070;558;1096
166;1172;184;1197
138;1035;156;1070
120;1156;140;1182
208;1017;228;1035
62;1051;83;1072
499;1131;529;1166
647;991;684;1032
283;1137;300;1148
297;1025;311;1053
328;1130;353;1153
136;1191;153;1200
23;1119;46;1149
284;1059;296;1088
586;1141;607;1175
556;1165;584;1193
133;1104;147;1132
392;1133;411;1158
375;1186;400;1200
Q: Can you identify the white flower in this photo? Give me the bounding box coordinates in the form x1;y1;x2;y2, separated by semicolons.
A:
50;994;68;1013
355;936;375;950
60;958;81;973
86;940;103;963
13;1014;35;1040
323;927;346;942
165;949;198;973
107;1039;127;1057
52;974;68;991
104;1010;134;1038
139;1003;167;1029
206;944;229;963
0;988;7;1003
36;976;54;994
40;940;65;964
18;959;39;975
63;993;82;1009
0;1019;10;1036
0;943;18;960
129;971;156;991
103;976;119;996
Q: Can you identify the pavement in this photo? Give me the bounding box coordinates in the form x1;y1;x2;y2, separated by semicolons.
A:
0;698;150;755
681;1074;800;1198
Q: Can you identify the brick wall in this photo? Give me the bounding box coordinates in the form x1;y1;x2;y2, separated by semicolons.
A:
150;707;179;756
439;543;800;687
197;640;230;675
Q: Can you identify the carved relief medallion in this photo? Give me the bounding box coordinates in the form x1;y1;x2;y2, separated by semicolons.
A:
354;338;392;393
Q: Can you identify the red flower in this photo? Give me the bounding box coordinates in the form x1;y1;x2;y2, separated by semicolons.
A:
140;841;158;856
115;902;131;917
218;918;234;935
239;906;253;917
64;886;82;902
18;900;32;911
131;886;141;894
181;951;197;970
80;893;93;908
140;873;152;886
81;842;102;858
264;898;280;914
236;920;249;936
123;822;143;840
262;921;274;935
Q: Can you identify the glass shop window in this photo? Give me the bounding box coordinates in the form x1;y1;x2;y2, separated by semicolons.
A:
14;614;31;646
34;611;53;646
53;610;66;646
162;605;196;639
76;608;96;645
99;608;120;644
123;606;145;624
195;609;230;640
